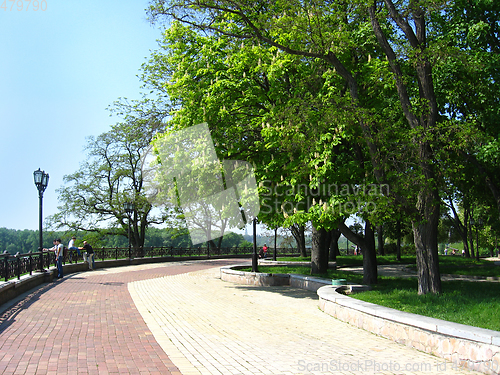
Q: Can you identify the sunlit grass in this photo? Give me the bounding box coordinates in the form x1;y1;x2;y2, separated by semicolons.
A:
353;278;500;331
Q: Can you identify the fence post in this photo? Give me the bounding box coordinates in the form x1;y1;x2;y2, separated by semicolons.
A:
3;251;9;282
15;252;20;280
29;251;33;276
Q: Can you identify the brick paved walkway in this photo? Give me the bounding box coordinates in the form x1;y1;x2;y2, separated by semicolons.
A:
0;259;479;375
0;259;239;375
129;266;478;375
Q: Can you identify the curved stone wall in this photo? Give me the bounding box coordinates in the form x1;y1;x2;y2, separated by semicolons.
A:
318;285;500;375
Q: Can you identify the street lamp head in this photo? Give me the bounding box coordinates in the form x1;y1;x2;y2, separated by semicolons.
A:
123;201;134;214
33;168;43;185
33;168;49;193
42;172;49;188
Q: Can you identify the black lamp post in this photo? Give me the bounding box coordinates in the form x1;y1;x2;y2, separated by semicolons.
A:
33;168;49;253
123;202;134;260
273;227;277;262
252;217;258;272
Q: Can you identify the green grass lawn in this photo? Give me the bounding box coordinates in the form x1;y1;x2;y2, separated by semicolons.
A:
240;261;500;331
405;256;500;277
278;255;417;266
278;254;500;276
353;278;500;331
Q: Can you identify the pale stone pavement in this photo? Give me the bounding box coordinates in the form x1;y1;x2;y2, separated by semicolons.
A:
128;263;480;375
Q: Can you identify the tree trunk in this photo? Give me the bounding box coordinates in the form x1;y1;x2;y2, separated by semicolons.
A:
449;197;470;257
370;3;442;294
290;224;307;257
377;225;384;255
338;221;378;285
311;225;330;274
468;216;475;260
412;189;442;295
329;228;341;261
396;220;402;261
209;239;221;254
362;221;378;285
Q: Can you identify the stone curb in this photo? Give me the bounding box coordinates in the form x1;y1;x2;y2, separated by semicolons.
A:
318;285;500;375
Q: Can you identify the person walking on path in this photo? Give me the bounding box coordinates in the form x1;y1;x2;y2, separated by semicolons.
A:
54;239;64;278
68;236;80;261
82;240;94;270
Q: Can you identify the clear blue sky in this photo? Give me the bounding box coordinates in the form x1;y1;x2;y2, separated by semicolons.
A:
0;0;163;230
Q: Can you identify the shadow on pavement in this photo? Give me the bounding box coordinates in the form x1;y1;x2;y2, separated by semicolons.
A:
0;280;61;334
229;284;319;300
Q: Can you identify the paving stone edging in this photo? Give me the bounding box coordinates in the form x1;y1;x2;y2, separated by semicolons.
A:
220;265;500;375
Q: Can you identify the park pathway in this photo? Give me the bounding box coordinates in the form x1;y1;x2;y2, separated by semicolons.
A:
0;259;480;374
0;259;237;375
128;265;478;375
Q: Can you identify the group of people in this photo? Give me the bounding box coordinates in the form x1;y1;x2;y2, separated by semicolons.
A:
44;237;94;279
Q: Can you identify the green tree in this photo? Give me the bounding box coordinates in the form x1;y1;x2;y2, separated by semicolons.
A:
48;120;171;249
141;15;404;282
142;23;348;267
432;0;500;223
147;0;459;294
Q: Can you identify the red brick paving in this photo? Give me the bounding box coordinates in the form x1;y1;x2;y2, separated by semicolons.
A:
0;259;245;375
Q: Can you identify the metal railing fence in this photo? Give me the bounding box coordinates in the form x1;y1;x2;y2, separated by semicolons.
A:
1;246;300;282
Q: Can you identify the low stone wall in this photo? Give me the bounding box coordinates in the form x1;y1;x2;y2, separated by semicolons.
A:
259;259;337;268
219;266;290;286
219;266;365;293
318;285;500;375
0;262;88;306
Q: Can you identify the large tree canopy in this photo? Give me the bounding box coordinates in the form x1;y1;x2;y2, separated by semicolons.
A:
146;0;447;292
140;0;500;293
48;120;172;248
